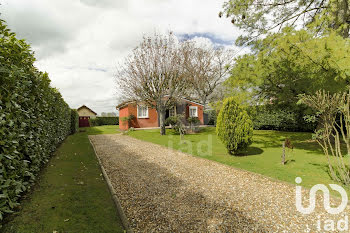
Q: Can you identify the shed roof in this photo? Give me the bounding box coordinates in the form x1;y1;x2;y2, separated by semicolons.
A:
77;105;97;115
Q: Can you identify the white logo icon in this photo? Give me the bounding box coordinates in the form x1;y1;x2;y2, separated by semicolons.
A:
295;177;348;215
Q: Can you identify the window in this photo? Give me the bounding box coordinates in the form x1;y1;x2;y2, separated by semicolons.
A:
137;105;148;118
169;106;176;117
189;106;198;117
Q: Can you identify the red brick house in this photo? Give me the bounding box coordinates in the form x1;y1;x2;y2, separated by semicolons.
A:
116;98;204;131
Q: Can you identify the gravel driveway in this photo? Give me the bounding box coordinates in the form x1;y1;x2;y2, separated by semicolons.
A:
89;134;349;232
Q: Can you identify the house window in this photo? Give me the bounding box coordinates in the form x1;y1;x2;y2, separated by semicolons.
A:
169;106;176;117
137;105;149;118
189;106;198;117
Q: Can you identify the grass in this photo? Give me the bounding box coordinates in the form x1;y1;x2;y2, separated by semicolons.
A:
2;125;124;233
126;127;350;195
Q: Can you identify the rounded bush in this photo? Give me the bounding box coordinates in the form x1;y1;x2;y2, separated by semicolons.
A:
216;97;253;155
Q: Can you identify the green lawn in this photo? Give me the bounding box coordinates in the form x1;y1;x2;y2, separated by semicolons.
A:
2;125;124;233
127;127;350;195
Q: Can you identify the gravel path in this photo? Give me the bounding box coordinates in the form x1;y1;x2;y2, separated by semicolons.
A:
89;134;349;232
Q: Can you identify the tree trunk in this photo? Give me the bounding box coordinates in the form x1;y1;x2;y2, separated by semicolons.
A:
159;108;166;135
201;96;207;111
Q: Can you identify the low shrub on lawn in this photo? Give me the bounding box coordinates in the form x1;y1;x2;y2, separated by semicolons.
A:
166;115;186;135
0;19;72;222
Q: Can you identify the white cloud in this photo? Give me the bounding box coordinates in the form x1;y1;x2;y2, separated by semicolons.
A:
0;0;245;114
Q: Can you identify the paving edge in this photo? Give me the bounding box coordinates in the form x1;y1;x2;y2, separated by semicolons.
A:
88;136;133;233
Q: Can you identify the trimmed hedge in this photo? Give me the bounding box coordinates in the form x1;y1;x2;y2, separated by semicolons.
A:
89;117;119;126
70;109;79;134
216;97;253;155
249;106;316;132
0;20;72;221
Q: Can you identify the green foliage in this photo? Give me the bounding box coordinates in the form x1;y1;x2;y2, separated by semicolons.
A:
299;90;350;184
1;126;124;232
216;97;253;154
120;114;134;122
187;117;200;125
225;29;350;124
70;109;79;134
165;115;186;135
227;29;350;106
187;116;200;133
250;106;316;132
120;114;135;128
89;117;119;127
0;19;71;221
165;115;178;126
221;0;350;43
204;109;216;125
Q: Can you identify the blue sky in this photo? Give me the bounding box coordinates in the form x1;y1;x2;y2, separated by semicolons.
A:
178;32;235;46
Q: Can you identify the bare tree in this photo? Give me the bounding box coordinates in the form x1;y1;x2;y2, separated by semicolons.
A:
183;42;233;109
299;90;350;185
117;32;189;135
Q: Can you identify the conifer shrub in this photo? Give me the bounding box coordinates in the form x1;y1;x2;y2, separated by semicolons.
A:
216;97;253;155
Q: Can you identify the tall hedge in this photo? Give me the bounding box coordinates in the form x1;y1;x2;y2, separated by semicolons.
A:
216;97;253;155
70;109;79;134
248;106;316;132
89;117;119;126
0;19;71;221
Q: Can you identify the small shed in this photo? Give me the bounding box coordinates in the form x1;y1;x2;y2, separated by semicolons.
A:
77;105;97;127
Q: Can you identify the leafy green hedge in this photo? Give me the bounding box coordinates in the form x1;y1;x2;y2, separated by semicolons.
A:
0;19;72;221
89;117;119;126
70;109;79;134
250;106;316;132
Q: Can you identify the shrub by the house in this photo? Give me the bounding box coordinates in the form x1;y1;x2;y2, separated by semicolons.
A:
204;109;216;125
187;117;200;133
166;115;186;135
0;19;72;221
216;97;253;155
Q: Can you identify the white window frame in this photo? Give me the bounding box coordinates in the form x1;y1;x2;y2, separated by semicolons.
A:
189;106;198;117
137;105;149;118
169;106;176;117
